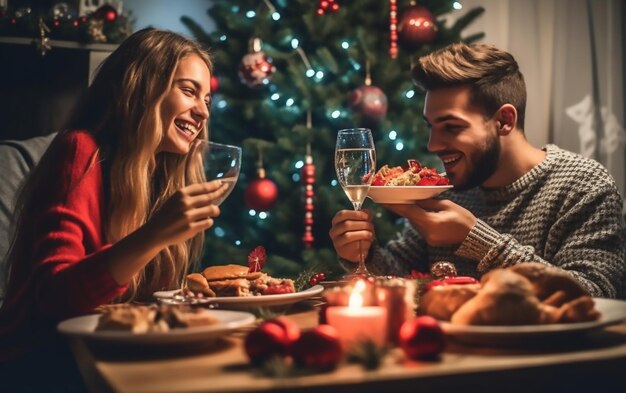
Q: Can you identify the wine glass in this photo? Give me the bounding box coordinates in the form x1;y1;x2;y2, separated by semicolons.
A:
335;128;376;276
166;141;242;305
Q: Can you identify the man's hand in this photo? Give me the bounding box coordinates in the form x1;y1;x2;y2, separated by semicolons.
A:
383;199;476;246
329;209;375;263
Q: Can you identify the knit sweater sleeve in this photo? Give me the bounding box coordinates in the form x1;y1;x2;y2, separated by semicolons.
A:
26;131;128;318
455;185;625;298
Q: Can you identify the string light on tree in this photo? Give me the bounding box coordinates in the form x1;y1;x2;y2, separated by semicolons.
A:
389;0;398;58
302;112;316;248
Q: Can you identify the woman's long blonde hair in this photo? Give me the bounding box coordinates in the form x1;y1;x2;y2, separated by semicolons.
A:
6;28;213;302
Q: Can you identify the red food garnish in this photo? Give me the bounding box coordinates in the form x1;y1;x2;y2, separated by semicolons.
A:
248;246;266;273
263;284;295;295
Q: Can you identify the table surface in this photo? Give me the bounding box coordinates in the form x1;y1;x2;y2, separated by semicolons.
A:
69;300;626;393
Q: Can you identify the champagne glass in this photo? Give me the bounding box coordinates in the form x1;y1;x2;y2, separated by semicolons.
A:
335;128;376;276
166;141;242;305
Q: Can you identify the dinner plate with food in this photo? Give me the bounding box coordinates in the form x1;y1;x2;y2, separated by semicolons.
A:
154;264;324;309
367;159;452;203
418;262;626;345
57;304;255;345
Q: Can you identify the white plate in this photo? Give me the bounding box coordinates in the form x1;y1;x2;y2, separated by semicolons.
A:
439;298;626;345
368;185;453;203
153;285;324;309
57;309;255;345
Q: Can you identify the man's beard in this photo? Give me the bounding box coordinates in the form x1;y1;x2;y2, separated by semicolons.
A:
456;133;500;190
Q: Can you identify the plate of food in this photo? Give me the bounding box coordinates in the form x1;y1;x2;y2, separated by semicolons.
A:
57;305;255;345
438;298;626;345
154;264;324;309
367;160;452;203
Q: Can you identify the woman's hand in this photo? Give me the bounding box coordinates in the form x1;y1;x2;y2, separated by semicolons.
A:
329;209;375;263
145;180;228;246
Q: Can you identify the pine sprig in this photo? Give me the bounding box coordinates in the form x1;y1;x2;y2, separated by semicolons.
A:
346;339;389;370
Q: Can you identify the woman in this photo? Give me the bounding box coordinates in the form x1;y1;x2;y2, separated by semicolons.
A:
0;28;226;388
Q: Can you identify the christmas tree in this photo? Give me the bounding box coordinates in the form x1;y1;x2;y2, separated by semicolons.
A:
182;0;484;282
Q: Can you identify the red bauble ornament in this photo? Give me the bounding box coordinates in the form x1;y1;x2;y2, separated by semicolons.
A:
398;5;437;49
244;317;301;365
210;75;219;92
94;4;118;22
238;39;276;88
399;316;446;360
291;325;343;370
245;168;278;211
348;85;388;124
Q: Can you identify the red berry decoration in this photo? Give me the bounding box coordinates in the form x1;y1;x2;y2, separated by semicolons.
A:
94;4;118;22
399;316;446;360
244;317;301;365
291;325;343;370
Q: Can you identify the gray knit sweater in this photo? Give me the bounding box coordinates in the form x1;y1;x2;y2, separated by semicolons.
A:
364;145;625;299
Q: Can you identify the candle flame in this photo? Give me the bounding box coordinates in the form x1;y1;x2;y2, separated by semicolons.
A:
348;279;366;308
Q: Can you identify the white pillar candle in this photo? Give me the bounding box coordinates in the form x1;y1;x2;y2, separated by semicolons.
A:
326;306;387;349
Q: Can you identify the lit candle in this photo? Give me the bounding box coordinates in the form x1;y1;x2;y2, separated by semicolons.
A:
326;280;387;349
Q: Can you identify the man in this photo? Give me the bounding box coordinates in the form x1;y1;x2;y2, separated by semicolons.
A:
329;43;625;298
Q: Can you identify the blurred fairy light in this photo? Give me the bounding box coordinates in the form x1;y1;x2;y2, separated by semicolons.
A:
295;160;304;169
214;226;225;237
246;10;256;18
405;89;415;98
453;2;463;10
219;35;227;41
306;69;315;77
315;70;324;80
331;110;341;119
388;130;397;140
271;93;280;101
235;240;241;246
292;173;300;182
272;12;280;20
395;142;405;151
331;179;338;186
341;41;349;49
285;98;295;106
291;38;299;48
248;209;256;216
217;99;227;109
259;212;268;219
231;6;240;12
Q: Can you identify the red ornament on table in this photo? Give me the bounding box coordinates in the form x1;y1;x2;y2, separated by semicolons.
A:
291;325;343;370
244;317;301;365
245;167;278;211
302;149;316;248
317;0;340;15
238;38;275;88
399;316;446;360
398;4;437;49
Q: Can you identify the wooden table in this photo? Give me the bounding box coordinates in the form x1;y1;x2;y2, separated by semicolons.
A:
70;302;626;393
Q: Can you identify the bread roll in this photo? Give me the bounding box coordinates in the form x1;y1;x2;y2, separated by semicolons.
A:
186;273;216;297
202;264;263;281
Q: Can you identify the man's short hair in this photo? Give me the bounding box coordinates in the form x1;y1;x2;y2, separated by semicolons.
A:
412;43;527;130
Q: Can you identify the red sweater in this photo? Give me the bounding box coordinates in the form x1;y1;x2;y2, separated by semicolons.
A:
0;130;128;360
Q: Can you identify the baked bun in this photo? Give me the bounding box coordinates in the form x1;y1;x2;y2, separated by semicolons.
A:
451;269;542;326
509;262;588;306
186;273;216;297
202;264;263;282
419;284;480;321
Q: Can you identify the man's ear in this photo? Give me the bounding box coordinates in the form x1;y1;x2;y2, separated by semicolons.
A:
494;104;517;135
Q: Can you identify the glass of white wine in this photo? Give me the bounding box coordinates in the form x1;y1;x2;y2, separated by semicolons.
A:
335;128;376;276
166;140;242;305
